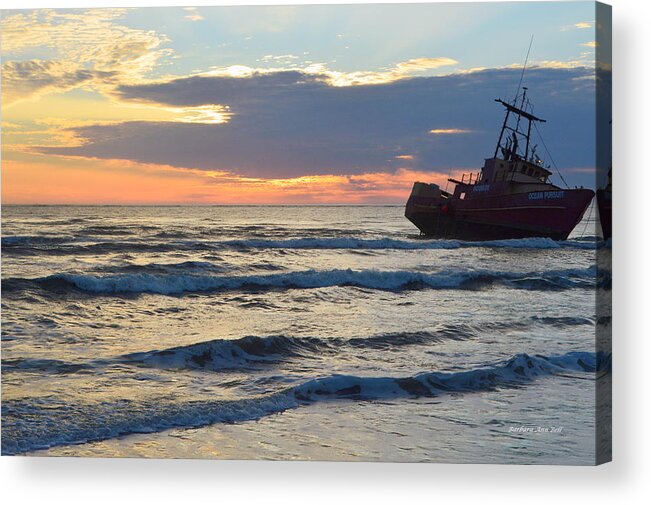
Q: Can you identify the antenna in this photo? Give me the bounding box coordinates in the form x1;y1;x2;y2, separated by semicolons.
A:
513;34;534;105
492;36;542;160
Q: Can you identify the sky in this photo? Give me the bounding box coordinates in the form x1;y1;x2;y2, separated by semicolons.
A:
1;2;610;204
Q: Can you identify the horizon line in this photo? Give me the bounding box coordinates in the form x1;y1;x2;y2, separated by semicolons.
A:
0;203;407;207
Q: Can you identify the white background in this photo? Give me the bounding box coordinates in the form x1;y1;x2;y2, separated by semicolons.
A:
1;0;649;503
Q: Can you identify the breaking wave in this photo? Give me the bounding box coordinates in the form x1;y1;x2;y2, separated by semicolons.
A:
121;328;476;371
3;316;595;376
2;235;597;255
5;266;597;295
219;237;597;251
121;318;594;372
1;351;606;455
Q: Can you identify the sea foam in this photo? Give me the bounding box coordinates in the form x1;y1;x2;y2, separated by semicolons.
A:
28;266;597;295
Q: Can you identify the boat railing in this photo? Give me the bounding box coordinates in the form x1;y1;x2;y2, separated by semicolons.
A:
460;172;482;184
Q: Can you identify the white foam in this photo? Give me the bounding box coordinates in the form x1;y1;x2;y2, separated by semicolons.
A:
43;266;597;295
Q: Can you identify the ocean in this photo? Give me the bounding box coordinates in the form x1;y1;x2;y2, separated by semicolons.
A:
1;205;609;463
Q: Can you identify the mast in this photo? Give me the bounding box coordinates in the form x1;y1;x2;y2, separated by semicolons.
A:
493;108;510;158
493;98;545;162
486;38;564;187
522;88;532;158
493;35;544;162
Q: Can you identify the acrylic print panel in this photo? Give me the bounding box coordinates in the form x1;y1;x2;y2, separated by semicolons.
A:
1;1;611;464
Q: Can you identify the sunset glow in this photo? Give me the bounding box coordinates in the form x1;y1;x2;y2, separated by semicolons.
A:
3;153;461;205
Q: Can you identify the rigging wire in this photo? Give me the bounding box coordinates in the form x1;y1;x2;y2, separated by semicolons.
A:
578;198;594;239
532;121;570;189
511;35;534;148
513;34;534;105
512;35;570;191
444;166;452;193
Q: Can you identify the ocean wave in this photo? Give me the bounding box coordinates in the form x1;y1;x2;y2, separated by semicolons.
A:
1;235;597;256
291;351;604;400
1;235;78;246
11;266;597;296
80;225;153;236
0;239;216;256
1;351;606;455
3;316;595;376
2;358;92;375
122;335;327;370
113;260;227;275
122;318;594;372
121;329;474;371
2;316;596;376
529;316;595;327
209;236;597;251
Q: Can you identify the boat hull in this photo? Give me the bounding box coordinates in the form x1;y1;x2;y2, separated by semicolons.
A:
596;189;612;241
405;189;595;241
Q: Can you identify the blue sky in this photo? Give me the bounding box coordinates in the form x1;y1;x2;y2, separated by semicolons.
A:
116;3;598;77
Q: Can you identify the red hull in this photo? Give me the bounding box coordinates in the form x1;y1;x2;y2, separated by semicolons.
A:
596;189;612;240
406;188;594;241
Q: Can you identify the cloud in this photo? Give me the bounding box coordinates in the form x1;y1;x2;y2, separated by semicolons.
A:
1;121;24;130
395;57;458;73
34;66;602;187
260;54;300;63
195;56;458;88
562;21;594;31
166;105;232;124
429;128;472;135
2;9;121;52
581;41;598;48
566;167;598;174
1;9;171;105
1;60;118;106
183;7;204;22
319;57;459;86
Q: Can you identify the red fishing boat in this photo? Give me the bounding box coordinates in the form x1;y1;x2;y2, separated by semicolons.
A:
597;168;612;240
405;87;594;241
